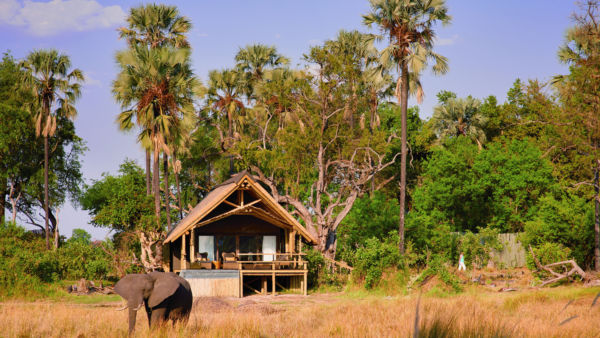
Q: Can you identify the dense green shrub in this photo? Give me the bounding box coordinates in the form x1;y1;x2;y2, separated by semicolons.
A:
409;137;555;237
304;247;345;289
336;191;399;264
458;227;502;268
57;229;111;280
526;242;572;270
350;231;414;289
0;222;58;297
522;193;594;268
415;255;462;293
0;222;115;299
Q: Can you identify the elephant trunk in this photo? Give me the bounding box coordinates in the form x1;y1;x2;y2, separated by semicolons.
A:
128;308;137;334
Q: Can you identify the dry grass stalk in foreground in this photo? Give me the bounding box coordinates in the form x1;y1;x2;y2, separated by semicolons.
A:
1;289;600;337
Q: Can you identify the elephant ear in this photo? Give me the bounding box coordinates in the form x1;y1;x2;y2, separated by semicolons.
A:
147;273;181;308
114;274;154;308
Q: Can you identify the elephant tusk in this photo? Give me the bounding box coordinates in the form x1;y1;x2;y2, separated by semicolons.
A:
133;302;144;311
116;305;128;311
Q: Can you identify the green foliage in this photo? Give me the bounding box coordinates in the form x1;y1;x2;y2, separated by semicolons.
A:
522;193;594;268
458;227;502;268
415;255;462;293
304;247;344;289
80;160;157;233
351;231;405;289
58;229;111;280
0;221;57;298
0;222;115;299
0;52;84;227
527;242;572;269
409;137;555;236
336;191;399;263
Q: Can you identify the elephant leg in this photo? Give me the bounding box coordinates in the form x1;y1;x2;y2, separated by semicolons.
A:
150;308;168;329
127;308;137;334
168;307;190;327
144;303;152;328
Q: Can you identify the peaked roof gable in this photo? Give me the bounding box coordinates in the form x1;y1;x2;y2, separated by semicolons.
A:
164;172;316;244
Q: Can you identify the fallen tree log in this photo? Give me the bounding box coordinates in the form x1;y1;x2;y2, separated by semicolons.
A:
529;246;591;286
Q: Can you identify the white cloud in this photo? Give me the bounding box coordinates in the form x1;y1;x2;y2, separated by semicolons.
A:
435;34;459;46
0;0;126;37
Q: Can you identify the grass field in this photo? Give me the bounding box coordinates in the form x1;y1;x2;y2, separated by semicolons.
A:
1;286;599;337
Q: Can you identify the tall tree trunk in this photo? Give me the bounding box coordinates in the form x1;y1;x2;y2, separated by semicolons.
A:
397;61;409;255
53;208;59;250
595;163;600;271
0;177;7;224
173;155;183;219
207;161;212;187
153;141;161;228
318;227;337;260
145;149;151;195
163;153;172;231
228;108;234;175
9;182;20;223
44;134;50;250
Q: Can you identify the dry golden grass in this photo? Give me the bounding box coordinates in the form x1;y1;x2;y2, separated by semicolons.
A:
1;287;600;337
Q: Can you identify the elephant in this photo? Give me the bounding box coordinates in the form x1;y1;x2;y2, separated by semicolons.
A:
114;271;193;333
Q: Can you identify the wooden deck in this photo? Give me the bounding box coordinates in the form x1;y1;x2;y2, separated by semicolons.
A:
180;266;307;297
179;253;308;297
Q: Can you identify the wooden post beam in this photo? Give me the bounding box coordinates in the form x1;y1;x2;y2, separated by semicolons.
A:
181;232;187;270
303;270;308;296
190;229;195;264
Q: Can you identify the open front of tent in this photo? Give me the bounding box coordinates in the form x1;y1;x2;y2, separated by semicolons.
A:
162;171;316;297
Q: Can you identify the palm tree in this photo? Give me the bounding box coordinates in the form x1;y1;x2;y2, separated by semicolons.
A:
119;4;191;49
113;45;199;229
235;44;289;82
206;69;246;173
20;49;83;250
431;97;487;149
363;0;450;253
327;30;379;129
117;3;192;196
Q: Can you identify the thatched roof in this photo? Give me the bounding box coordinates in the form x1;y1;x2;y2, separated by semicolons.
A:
164;171;316;244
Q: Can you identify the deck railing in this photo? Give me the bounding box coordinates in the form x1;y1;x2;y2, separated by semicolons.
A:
235;253;306;270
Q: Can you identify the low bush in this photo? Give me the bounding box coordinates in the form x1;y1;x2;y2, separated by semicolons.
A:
350;231;415;289
0;222;115;299
304;247;346;290
415;255;462;293
526;242;573;280
458;227;502;268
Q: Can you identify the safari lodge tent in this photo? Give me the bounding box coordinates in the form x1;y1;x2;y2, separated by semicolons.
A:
163;171;316;297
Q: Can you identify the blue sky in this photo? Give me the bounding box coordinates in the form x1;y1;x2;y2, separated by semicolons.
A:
0;0;579;239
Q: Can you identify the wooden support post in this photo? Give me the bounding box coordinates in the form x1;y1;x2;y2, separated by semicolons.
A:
289;231;296;253
303;270;308;296
284;229;289;253
190;230;195;264
236;235;240;257
181;233;187;270
239;271;243;298
272;272;276;296
261;277;267;295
